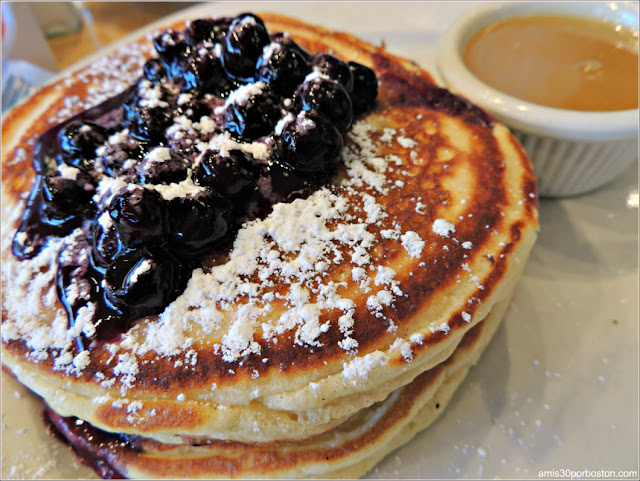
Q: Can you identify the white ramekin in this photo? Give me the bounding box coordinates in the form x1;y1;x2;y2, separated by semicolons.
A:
437;1;639;197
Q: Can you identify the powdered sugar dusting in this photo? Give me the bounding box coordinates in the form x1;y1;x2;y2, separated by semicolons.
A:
433;219;456;237
1;24;510;397
401;231;425;258
2;105;483;389
225;81;266;106
112;120;432;365
342;351;390;384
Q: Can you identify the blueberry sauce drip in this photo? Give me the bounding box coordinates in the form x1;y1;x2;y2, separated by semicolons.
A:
371;52;494;128
12;86;137;260
11;13;379;345
44;406;129;479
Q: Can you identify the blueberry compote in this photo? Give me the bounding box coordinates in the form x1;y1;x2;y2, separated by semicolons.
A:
11;13;378;346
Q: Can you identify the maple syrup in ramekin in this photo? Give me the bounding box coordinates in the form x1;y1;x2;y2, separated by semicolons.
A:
464;15;639;111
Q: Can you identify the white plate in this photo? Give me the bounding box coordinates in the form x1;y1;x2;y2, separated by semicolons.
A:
2;2;638;479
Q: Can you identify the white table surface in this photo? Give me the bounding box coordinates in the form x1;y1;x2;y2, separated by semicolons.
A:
2;2;638;479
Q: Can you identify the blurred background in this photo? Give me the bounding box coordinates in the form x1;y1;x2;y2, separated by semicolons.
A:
1;1;196;111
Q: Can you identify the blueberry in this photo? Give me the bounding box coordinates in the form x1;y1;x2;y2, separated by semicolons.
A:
182;49;228;93
56;236;99;317
269;32;310;60
142;58;167;83
193;148;258;198
223;86;280;139
130;78;176;109
42;170;95;220
103;247;189;313
166;190;231;258
137;147;189;185
154;29;185;57
266;160;317;203
275;111;343;177
236;12;266;29
153;29;191;80
176;98;212;122
125;104;172;145
91;213;124;268
56;121;108;170
185;17;232;45
108;185;166;247
184;18;216;45
295;76;353;132
222;13;270;80
311;54;353;93
153;28;190;61
257;43;310;97
97;141;142;178
348;61;378;114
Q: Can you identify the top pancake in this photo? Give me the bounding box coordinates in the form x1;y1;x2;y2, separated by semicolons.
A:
1;13;538;444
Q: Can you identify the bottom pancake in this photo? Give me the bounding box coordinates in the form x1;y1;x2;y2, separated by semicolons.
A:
44;293;512;479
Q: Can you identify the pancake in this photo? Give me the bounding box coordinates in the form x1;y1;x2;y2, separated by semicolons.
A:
44;294;511;479
1;11;538;478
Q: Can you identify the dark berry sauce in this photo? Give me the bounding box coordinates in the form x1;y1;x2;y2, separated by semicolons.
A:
371;52;493;128
44;406;128;479
12;13;379;346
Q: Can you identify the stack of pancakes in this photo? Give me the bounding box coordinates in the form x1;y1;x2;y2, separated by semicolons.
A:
1;13;539;478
